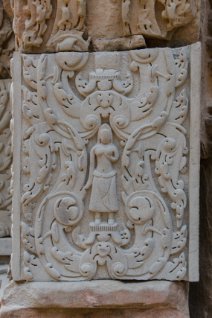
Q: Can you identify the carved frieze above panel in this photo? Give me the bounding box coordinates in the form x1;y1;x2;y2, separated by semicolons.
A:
11;45;200;282
12;0;200;52
0;79;11;238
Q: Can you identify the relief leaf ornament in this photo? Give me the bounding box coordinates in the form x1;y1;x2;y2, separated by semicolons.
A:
15;47;194;282
22;0;52;50
12;0;197;51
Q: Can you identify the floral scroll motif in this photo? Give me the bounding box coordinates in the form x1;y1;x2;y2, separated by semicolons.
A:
12;0;198;52
14;47;192;282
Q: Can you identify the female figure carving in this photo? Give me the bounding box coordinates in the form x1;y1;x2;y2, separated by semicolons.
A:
85;124;119;225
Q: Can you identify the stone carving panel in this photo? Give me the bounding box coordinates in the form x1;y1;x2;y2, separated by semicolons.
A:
0;1;14;78
12;0;199;52
11;45;200;282
0;79;11;238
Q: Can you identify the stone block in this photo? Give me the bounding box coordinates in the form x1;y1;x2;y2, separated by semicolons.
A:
12;0;200;52
0;280;189;317
0;238;11;255
11;45;200;283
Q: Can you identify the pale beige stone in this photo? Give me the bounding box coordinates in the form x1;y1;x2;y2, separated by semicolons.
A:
0;3;13;313
0;3;203;318
11;45;200;283
0;238;11;255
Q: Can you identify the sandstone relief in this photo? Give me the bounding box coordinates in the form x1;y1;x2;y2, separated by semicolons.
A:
0;0;14;78
0;1;14;240
0;79;11;238
11;46;200;282
0;1;14;298
12;0;199;52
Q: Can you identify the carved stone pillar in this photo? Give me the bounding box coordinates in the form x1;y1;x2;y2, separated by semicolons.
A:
0;0;14;307
0;1;202;317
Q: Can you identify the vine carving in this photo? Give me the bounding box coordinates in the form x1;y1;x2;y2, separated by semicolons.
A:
12;0;198;52
13;48;195;281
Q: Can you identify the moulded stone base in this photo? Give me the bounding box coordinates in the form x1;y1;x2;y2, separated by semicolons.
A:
0;280;189;318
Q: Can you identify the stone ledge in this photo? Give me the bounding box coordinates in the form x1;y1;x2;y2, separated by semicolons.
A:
0;280;189;317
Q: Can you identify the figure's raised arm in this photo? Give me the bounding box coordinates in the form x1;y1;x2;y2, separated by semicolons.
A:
110;145;119;162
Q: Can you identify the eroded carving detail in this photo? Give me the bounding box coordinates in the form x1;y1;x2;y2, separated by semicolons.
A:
159;0;197;31
0;1;14;78
12;0;198;52
13;48;195;282
13;0;52;50
0;79;11;238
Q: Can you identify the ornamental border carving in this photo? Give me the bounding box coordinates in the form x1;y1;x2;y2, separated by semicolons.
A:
11;44;200;282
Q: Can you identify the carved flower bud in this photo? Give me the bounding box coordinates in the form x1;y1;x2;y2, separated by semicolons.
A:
130;61;139;72
37;133;50;146
83;114;100;130
113;115;129;129
44;108;57;125
112;262;126;276
54;196;79;226
127;196;155;224
80;263;96;277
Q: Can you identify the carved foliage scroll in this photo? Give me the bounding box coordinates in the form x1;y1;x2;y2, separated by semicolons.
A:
12;47;199;282
12;0;199;52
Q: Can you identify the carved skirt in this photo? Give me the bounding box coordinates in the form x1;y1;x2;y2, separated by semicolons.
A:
89;170;119;213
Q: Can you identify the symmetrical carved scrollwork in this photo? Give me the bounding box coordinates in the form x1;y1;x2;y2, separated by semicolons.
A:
12;0;198;52
12;47;197;282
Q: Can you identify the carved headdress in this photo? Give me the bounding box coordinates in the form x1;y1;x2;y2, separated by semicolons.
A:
97;124;113;144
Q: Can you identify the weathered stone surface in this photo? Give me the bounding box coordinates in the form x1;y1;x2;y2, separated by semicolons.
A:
12;0;200;52
0;280;189;317
0;2;14;314
0;238;11;255
0;79;11;239
189;1;212;317
0;264;9;306
0;1;203;318
189;159;212;318
11;45;200;283
0;309;190;318
0;78;12;314
0;1;14;78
